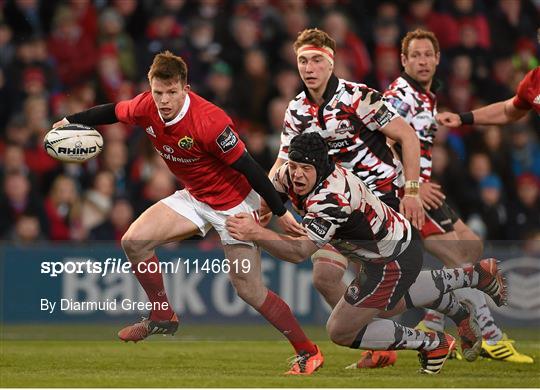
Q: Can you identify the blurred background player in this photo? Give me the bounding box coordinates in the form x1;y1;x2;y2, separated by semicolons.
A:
227;133;507;375
384;29;533;364
52;51;322;375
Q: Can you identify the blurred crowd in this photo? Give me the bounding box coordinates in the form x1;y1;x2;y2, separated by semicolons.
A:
0;0;539;244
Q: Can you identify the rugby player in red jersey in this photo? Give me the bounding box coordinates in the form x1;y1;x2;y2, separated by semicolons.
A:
437;66;539;126
227;133;506;375
52;51;323;375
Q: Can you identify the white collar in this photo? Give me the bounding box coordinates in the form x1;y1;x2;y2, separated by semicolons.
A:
159;93;190;126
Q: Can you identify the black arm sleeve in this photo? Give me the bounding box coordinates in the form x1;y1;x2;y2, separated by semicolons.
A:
66;103;118;126
230;151;287;217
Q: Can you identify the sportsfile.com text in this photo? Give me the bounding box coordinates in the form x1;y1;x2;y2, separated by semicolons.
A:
41;258;252;278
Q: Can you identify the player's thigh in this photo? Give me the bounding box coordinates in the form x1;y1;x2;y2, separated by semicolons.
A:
223;243;262;280
203;189;260;246
312;245;348;285
123;201;201;245
312;261;346;289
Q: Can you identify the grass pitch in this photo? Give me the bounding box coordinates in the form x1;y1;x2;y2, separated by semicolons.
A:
1;324;539;387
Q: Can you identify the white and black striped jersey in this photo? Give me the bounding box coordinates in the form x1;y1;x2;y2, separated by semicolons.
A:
384;73;438;183
279;74;404;197
273;162;412;263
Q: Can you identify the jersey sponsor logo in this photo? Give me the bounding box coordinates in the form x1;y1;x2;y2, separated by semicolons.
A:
216;126;238;153
156;148;200;163
336;119;354;134
534;94;540;104
178;136;194;150
145;126;156;137
415;113;431;120
306;217;331;239
346;284;360;301
373;105;393;127
327;138;354;149
387;97;410;117
163;145;174;154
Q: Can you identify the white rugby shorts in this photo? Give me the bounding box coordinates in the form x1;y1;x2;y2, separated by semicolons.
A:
160;189;260;246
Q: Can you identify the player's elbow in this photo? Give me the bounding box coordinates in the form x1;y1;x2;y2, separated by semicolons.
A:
289;244;315;263
289;252;308;263
400;125;420;145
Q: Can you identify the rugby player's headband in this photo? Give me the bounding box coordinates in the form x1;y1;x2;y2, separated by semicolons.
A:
297;45;335;66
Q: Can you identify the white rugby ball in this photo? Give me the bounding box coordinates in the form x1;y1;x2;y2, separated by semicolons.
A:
44;124;103;163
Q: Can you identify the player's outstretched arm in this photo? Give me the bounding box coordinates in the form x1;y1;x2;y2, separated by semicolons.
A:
53;103;119;128
226;213;317;263
436;98;528;127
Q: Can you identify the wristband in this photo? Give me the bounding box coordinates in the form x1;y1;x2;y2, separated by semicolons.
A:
459;111;474;125
404;180;420;196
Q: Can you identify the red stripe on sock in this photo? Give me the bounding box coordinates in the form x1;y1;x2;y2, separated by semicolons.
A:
133;255;174;321
257;290;316;355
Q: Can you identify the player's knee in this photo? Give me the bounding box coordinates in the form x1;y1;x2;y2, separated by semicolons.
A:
470;237;484;262
455;222;484;262
326;318;350;346
121;230;149;259
230;274;259;302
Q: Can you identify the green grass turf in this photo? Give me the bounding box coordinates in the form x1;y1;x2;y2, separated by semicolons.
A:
1;324;539;387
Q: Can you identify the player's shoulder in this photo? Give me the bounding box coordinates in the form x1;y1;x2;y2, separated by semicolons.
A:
339;78;375;96
274;162;291;185
387;76;409;92
342;79;385;104
189;92;232;133
386;76;414;98
384;76;415;112
189;92;227;117
308;168;351;209
288;90;308;110
116;91;155;119
341;78;367;90
126;91;154;107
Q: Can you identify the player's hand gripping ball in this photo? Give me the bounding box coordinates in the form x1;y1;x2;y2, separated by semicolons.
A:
44;123;103;163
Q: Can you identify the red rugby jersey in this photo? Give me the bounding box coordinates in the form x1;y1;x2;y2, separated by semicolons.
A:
513;67;540;114
115;91;251;210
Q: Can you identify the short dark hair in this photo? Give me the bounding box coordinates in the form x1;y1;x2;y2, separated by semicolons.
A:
147;51;188;84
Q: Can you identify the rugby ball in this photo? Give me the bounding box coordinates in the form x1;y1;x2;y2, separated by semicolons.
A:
44;123;103;163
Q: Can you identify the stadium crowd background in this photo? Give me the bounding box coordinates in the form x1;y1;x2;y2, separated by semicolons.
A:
0;0;538;244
